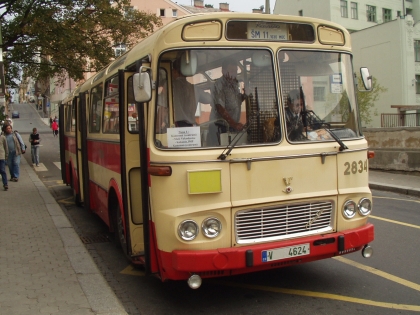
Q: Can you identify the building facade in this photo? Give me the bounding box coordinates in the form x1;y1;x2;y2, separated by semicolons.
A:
273;0;420;127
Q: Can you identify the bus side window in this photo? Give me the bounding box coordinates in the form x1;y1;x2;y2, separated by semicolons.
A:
90;84;103;133
127;76;139;132
103;97;120;134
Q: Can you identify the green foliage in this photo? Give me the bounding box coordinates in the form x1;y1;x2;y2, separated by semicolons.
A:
0;0;162;88
356;75;387;126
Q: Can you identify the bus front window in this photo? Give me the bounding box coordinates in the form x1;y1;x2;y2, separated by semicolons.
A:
279;50;361;143
155;49;280;149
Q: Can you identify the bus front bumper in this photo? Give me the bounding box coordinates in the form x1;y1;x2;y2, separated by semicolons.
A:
158;223;374;281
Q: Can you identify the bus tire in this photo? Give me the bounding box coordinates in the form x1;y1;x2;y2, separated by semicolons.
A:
114;204;128;257
69;166;82;207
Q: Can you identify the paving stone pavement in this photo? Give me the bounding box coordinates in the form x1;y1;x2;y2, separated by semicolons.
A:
0;157;127;315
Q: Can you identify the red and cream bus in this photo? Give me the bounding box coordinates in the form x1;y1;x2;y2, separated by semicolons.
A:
60;12;374;289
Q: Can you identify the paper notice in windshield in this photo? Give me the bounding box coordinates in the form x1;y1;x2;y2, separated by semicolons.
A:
167;127;201;148
247;22;288;41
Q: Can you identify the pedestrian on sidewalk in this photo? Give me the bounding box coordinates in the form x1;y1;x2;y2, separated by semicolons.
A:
29;127;41;166
2;124;26;182
0;132;8;190
5;115;13;128
51;119;58;137
49;116;53;127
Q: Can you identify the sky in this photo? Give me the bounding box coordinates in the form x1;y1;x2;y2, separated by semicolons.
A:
174;0;276;14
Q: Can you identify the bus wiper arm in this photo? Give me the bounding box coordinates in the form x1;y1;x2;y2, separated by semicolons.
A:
322;125;348;151
217;113;258;160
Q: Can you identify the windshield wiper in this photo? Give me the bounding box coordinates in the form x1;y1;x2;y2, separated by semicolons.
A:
322;125;348;151
217;113;258;160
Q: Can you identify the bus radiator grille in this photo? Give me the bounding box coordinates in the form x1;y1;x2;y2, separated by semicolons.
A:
235;201;333;244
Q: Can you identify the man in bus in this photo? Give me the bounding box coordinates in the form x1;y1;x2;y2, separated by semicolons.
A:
207;58;247;146
285;89;306;141
172;59;211;128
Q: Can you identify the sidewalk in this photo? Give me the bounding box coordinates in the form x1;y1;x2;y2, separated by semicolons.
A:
0;157;127;315
369;169;420;197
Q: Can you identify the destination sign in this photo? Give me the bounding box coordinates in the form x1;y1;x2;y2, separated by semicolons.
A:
247;22;288;41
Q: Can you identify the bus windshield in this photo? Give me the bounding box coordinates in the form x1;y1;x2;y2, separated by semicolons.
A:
279;50;360;143
155;48;360;149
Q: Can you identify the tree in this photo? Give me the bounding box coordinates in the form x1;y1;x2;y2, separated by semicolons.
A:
0;0;162;88
356;76;387;126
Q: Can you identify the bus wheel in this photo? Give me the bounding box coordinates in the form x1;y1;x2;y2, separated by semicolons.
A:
69;168;82;207
114;205;128;257
73;188;82;207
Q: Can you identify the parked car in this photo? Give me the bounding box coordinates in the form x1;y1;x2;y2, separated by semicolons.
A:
12;111;19;118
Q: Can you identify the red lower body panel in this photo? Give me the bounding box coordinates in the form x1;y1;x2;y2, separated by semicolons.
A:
157;223;374;281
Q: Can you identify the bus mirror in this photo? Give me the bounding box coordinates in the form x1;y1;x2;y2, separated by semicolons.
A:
360;67;372;91
133;69;152;102
180;51;197;76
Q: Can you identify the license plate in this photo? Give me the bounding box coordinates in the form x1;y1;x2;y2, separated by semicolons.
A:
262;243;310;262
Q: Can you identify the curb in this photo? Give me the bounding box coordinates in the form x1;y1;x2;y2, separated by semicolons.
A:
22;158;128;315
369;182;420;197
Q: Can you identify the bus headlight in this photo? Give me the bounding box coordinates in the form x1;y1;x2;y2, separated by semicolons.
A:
178;220;199;241
343;200;357;219
202;217;222;238
358;198;372;216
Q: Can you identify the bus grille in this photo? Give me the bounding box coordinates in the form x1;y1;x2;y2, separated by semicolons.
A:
235;201;333;244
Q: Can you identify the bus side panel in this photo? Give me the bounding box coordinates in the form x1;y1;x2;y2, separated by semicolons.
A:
86;139;121;225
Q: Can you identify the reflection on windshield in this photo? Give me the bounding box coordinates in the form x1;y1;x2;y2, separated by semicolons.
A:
279;50;360;143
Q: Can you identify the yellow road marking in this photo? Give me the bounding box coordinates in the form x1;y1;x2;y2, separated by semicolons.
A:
334;256;420;292
120;265;145;276
57;197;74;205
213;280;420;312
370;215;420;230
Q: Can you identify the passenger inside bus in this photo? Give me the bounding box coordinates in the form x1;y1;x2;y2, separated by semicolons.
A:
285;89;307;141
285;89;330;142
207;58;247;146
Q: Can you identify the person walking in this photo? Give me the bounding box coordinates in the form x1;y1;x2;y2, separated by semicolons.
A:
29;127;41;166
2;124;25;182
51;119;58;137
0;131;8;190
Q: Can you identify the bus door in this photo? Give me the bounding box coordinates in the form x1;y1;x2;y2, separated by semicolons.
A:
118;69;149;266
58;103;67;183
76;92;89;209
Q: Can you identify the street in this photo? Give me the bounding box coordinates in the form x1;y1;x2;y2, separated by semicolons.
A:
11;103;420;315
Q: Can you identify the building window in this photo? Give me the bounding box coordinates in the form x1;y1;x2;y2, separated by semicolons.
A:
416;75;420;94
114;43;127;57
351;2;358;19
124;6;134;17
172;9;177;17
160;9;165;17
299;10;303;16
367;5;376;22
314;87;326;101
383;8;392;22
397;11;401;17
415;41;420;62
341;1;348;18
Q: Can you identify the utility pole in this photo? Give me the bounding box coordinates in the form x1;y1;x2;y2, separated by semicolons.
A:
265;0;270;14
